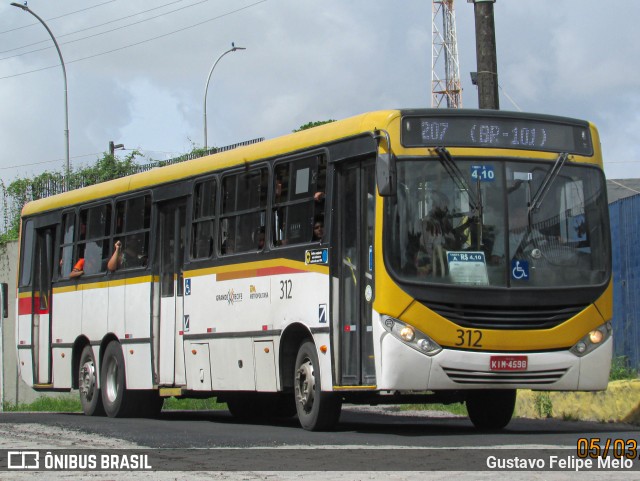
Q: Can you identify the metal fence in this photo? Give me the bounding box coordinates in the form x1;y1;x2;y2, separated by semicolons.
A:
610;193;640;371
0;138;263;235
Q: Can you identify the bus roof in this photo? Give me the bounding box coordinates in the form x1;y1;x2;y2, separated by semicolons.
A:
21;110;399;217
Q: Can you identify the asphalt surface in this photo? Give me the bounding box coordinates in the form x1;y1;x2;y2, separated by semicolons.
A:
0;407;638;479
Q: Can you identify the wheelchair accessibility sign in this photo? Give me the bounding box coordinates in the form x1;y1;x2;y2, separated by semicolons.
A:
511;259;530;280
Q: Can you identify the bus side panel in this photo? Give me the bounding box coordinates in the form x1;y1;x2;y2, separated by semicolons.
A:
51;347;72;388
108;281;125;338
210;338;256;390
185;341;213;391
16;299;34;386
52;289;82;377
82;285;107;343
183;268;330;392
124;280;153;390
124;280;152;339
124;343;154;389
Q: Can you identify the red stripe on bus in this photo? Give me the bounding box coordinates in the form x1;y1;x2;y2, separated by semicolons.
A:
18;296;50;316
256;266;305;277
18;297;32;315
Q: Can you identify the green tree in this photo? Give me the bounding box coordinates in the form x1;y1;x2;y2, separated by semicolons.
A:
0;150;142;244
293;120;336;132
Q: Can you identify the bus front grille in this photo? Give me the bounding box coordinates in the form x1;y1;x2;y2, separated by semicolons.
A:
443;367;568;385
423;302;588;330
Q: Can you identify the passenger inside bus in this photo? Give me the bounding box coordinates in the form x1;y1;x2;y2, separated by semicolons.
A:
69;257;85;278
221;236;235;254
106;237;148;271
256;228;265;250
107;240;123;271
312;217;324;241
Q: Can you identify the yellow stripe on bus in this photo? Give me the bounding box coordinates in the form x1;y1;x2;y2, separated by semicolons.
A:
184;258;329;279
51;275;156;294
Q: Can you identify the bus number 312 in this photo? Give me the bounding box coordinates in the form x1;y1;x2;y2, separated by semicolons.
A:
455;329;483;348
280;279;293;299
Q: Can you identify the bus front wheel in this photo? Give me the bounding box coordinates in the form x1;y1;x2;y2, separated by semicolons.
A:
294;341;341;431
78;345;105;416
466;389;516;430
101;341;136;418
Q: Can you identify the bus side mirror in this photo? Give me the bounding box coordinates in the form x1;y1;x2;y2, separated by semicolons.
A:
376;152;397;197
0;282;7;319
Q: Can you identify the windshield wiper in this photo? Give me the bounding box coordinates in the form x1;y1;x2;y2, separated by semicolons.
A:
529;152;568;213
434;147;483;249
434;147;480;210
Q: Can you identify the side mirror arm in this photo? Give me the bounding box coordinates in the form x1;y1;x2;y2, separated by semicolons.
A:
373;129;397;197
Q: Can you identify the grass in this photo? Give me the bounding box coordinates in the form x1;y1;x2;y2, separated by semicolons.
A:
400;402;467;416
162;397;227;411
2;394;228;413
609;356;638;381
4;395;81;412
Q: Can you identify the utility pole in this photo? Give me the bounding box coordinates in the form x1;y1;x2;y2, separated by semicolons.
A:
109;141;124;156
469;0;499;109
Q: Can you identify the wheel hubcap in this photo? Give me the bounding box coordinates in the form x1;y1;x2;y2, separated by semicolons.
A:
79;361;96;401
295;358;315;413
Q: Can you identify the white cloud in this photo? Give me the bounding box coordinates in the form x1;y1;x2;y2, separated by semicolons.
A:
1;0;639;180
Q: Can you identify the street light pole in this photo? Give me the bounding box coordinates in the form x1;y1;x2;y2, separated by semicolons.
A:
11;2;71;187
203;43;246;150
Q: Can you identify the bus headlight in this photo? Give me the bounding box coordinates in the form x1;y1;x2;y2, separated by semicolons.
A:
381;316;442;356
570;322;612;357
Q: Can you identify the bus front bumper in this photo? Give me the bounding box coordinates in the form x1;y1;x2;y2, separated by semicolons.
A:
377;332;612;392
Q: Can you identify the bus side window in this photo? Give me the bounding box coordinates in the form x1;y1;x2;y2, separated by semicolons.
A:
77;203;112;276
220;167;268;254
58;212;75;278
19;220;34;287
273;155;326;246
113;194;151;270
191;178;216;260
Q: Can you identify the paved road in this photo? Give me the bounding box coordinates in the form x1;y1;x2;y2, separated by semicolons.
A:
1;407;637;449
0;407;638;479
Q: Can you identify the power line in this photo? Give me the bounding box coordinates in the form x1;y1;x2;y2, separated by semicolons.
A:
0;148;182;172
0;0;266;81
0;1;116;35
0;152;104;171
0;0;197;58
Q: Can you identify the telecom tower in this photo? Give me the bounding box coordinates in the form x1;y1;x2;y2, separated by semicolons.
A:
431;0;462;108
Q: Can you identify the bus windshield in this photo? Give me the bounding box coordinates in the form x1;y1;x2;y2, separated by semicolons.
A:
387;157;610;288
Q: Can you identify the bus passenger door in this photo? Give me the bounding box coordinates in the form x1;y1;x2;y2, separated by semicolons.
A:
334;160;376;386
33;227;55;385
155;199;187;386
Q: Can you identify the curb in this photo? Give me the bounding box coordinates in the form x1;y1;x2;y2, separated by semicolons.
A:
515;379;640;425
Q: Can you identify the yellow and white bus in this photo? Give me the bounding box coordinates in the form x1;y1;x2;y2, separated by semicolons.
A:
16;109;612;430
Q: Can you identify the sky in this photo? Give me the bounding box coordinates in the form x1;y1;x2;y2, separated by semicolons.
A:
0;0;639;183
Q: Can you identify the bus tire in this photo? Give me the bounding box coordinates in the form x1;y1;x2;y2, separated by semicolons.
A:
78;345;105;416
101;341;135;418
466;389;516;430
294;341;341;431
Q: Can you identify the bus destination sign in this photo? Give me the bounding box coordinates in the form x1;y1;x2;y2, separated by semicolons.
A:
402;115;593;155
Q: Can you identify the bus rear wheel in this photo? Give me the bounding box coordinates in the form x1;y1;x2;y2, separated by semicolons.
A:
101;341;136;418
294;341;341;431
466;389;516;430
78;345;105;416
